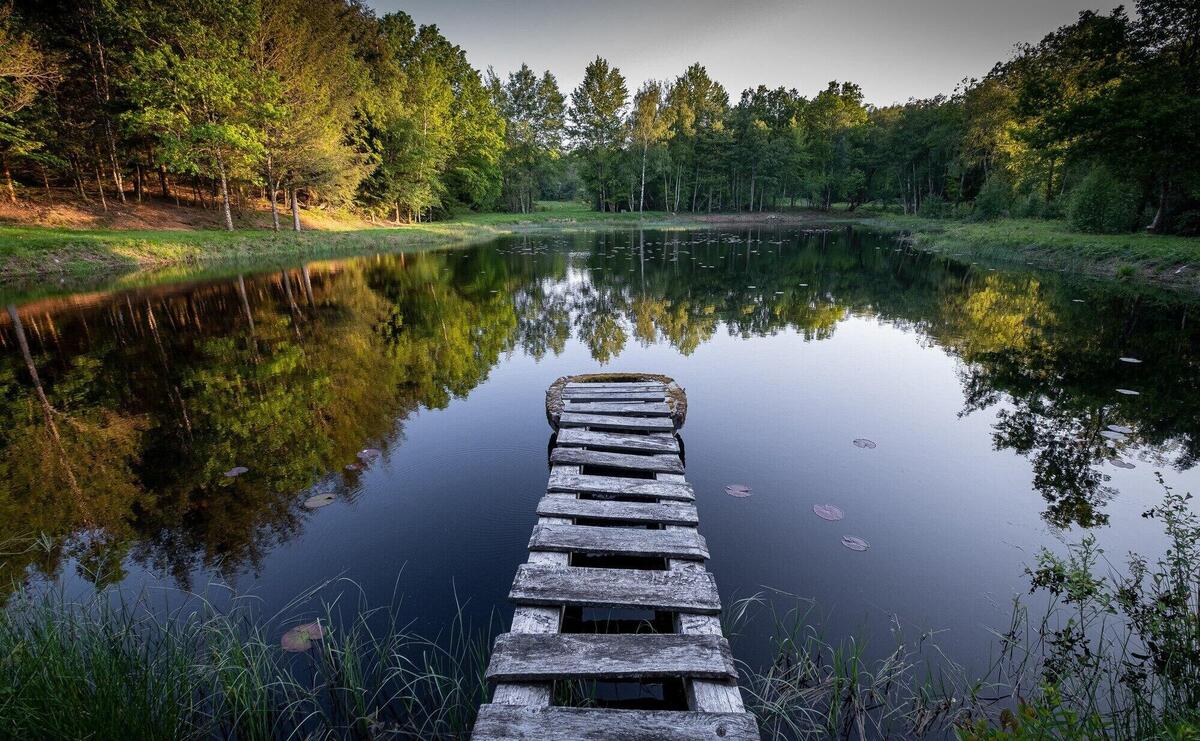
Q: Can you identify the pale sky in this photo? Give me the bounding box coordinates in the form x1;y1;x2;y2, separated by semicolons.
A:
366;0;1117;106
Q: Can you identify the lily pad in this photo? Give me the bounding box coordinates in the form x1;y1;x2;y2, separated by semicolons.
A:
1099;430;1127;441
304;493;336;510
1115;388;1141;396
1107;424;1133;434
1109;459;1136;469
725;484;752;498
841;536;870;552
1118;357;1142;364
813;504;844;521
357;448;382;461
852;438;877;449
223;466;249;478
281;621;324;652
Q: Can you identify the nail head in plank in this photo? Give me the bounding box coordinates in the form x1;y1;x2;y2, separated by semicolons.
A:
550;447;684;474
562;401;672;417
510;564;721;613
472;705;760;741
528;523;708;560
548;471;694;501
556;428;679;454
558;412;675;432
535;496;698;526
485;633;737;682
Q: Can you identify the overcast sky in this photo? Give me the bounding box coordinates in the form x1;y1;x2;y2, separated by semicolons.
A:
365;0;1115;105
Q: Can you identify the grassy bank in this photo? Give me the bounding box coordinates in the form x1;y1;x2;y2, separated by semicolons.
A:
845;211;1200;291
2;486;1197;739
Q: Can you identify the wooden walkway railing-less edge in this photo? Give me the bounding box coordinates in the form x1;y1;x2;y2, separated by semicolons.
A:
472;380;760;740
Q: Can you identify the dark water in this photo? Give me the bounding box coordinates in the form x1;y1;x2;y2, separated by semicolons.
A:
2;227;1198;679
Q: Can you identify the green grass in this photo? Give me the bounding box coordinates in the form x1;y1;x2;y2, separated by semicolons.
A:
843;210;1200;289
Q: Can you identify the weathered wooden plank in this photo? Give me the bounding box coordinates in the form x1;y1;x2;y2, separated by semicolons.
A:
547;471;694;501
485;633;737;681
528;523;708;560
550;447;684;474
562;401;672;417
510;564;721;613
561;390;668;402
564;382;666;391
556;427;679;454
558;412;675;432
472;705;759;741
535;496;698;526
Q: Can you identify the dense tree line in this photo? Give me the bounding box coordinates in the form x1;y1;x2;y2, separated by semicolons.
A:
0;0;1196;233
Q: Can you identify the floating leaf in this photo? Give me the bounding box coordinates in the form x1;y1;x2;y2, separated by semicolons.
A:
1109;459;1136;469
223;466;249;478
1118;357;1142;364
1100;430;1127;441
1071;299;1085;303
813;504;844;521
852;438;877;449
725;484;752;498
357;448;382;461
1107;425;1133;434
304;493;336;510
1115;388;1141;396
841;536;870;552
281;621;324;652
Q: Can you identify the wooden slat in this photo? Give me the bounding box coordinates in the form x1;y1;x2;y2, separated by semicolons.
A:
510;564;721;613
562;401;671;417
548;471;694;501
564;382;666;391
485;633;737;681
535;496;698;525
558;412;675;432
550;447;684;474
556;427;679;454
473;705;760;741
528;523;708;560
561;390;668;402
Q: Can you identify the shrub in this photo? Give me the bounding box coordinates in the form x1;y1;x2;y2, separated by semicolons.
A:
1067;168;1140;233
974;174;1014;221
918;197;953;219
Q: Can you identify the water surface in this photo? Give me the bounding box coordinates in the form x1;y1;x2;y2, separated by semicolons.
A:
3;227;1197;679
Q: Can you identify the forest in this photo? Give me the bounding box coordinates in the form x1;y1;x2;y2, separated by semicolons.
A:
0;0;1197;235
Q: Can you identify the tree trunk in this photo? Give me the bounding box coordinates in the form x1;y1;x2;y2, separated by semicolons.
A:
158;164;170;199
217;157;234;231
290;183;301;231
1148;180;1170;233
3;156;15;204
134;163;143;202
639;143;648;215
94;157;108;213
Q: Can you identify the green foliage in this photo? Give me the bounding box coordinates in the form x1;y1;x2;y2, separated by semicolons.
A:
974;173;1014;221
1068;167;1141;233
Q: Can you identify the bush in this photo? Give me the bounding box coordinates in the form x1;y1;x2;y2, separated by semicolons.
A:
918;197;953;219
1013;191;1049;219
974;174;1014;221
1067;168;1140;233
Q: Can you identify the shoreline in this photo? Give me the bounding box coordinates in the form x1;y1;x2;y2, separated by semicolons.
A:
2;207;1198;296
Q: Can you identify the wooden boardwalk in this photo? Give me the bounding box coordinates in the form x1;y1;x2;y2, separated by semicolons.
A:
473;380;760;740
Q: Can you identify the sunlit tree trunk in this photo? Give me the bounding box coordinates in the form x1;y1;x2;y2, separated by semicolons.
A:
217;156;234;231
290;182;301;232
3;155;15;204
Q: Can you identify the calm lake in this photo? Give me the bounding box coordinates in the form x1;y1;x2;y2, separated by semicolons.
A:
3;226;1198;681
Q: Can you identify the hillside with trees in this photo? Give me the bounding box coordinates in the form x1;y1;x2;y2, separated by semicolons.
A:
1;0;1196;235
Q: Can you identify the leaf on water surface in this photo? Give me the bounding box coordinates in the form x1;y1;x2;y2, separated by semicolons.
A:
841;536;870;552
1099;430;1127;441
1109;459;1136;469
357;448;382;461
813;504;844;521
223;466;248;478
1071;299;1085;303
1115;389;1141;396
852;438;877;449
1118;357;1142;364
281;621;324;652
1107;425;1133;434
725;484;752;498
304;493;336;510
